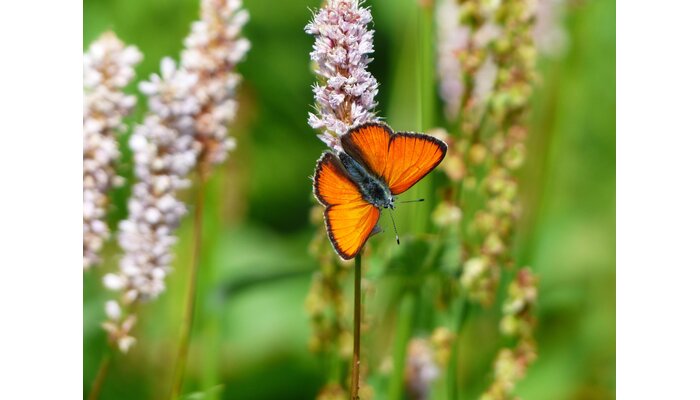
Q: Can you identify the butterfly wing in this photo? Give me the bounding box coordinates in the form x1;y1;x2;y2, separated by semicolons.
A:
383;132;448;194
313;152;380;260
341;123;392;178
341;123;447;195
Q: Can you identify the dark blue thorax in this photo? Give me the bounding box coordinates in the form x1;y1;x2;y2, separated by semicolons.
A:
338;152;394;209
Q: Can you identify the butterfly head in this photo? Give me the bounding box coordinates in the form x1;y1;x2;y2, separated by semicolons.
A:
384;197;396;210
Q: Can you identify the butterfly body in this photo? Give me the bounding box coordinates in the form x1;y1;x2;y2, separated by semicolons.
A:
338;152;395;210
313;122;447;260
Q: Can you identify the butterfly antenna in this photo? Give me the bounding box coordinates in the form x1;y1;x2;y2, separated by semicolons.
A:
396;198;425;204
388;209;400;245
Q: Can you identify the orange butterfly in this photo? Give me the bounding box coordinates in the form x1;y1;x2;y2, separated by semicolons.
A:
313;122;448;260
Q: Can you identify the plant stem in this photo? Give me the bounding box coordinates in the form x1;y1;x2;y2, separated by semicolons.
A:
88;352;112;400
350;252;363;400
170;167;206;400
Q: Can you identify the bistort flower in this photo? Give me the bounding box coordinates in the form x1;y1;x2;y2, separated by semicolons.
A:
103;0;250;352
405;338;440;400
306;0;379;150
108;57;200;304
183;0;251;167
83;32;142;270
436;0;469;121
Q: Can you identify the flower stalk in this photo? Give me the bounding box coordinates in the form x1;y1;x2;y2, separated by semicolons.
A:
102;56;200;354
168;0;250;394
350;252;362;400
305;1;380;396
87;352;112;400
432;0;540;397
171;167;206;399
102;0;249;360
305;0;379;150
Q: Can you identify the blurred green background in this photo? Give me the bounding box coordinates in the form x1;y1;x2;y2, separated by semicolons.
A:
83;0;615;398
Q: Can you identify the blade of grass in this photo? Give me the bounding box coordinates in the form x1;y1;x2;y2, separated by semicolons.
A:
388;290;417;400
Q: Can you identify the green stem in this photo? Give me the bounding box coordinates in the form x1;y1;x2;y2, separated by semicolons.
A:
170;169;206;400
350;253;363;399
88;352;112;400
388;291;417;400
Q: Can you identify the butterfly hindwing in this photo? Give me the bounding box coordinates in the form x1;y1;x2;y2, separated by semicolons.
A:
313;152;381;260
341;123;447;195
325;202;380;260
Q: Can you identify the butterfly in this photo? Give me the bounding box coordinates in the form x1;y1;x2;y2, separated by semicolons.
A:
313;122;448;260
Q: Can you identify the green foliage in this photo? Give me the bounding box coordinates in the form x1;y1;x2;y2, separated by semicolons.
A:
84;0;615;398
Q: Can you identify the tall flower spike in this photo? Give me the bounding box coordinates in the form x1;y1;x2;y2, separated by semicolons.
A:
103;0;250;353
405;338;441;400
112;57;200;302
103;57;200;351
83;32;142;270
533;0;568;57
183;0;251;168
306;0;379;151
435;0;469;122
436;0;499;123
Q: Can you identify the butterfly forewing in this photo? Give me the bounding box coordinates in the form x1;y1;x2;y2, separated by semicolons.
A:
384;133;447;194
341;123;447;195
341;123;392;178
313;152;381;259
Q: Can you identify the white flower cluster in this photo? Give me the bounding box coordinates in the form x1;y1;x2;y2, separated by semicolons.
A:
102;300;137;353
108;58;199;297
435;0;499;123
436;0;469;122
534;0;568;57
306;0;379;151
184;0;251;166
102;57;199;351
405;338;440;400
103;0;249;352
83;32;142;270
